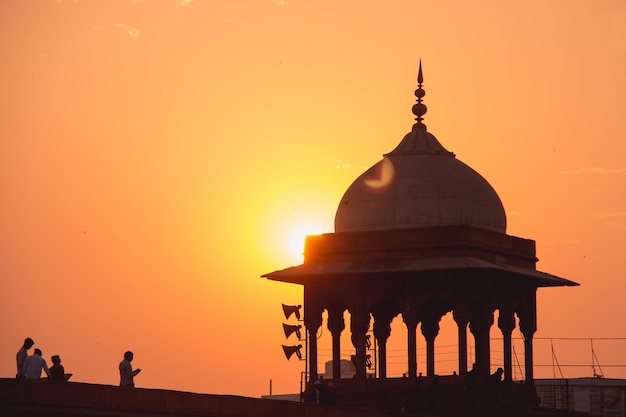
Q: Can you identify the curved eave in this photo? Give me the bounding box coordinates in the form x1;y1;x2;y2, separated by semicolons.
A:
262;256;579;288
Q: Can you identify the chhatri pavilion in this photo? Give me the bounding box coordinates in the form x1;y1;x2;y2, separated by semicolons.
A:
263;63;578;413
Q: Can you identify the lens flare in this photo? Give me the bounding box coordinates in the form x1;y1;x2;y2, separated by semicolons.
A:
364;157;394;189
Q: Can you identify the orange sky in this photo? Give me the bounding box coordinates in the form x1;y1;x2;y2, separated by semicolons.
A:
1;0;626;397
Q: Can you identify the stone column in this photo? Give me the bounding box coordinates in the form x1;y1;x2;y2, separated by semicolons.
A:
304;291;323;382
420;313;441;376
372;308;395;379
327;305;345;380
350;308;371;379
469;307;494;377
402;309;420;378
518;292;537;389
498;305;516;384
453;306;470;376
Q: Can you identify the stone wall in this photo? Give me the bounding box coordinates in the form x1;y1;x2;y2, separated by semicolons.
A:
0;378;402;417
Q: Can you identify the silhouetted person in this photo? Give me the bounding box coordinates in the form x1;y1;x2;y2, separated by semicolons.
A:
49;355;65;382
23;348;50;379
313;376;322;404
119;351;141;387
325;380;335;404
488;367;504;384
464;362;478;390
16;337;34;378
487;367;504;399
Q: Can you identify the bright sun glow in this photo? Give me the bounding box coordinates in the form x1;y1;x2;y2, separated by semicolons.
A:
287;223;323;262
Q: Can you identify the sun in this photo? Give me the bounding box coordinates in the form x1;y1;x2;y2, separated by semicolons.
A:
287;223;323;262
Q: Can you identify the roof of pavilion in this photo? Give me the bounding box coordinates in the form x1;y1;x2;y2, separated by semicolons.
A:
262;255;579;288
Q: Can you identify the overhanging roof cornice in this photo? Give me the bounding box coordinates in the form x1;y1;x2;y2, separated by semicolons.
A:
262;256;579;288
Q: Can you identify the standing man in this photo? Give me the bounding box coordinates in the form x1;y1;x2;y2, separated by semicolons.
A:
119;351;141;387
23;348;50;379
16;337;34;378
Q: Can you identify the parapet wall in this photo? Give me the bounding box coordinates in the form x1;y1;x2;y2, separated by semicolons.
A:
0;378;402;417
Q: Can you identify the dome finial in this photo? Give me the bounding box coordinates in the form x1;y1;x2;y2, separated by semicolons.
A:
412;60;427;129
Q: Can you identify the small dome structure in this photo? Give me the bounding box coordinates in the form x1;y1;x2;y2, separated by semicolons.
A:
334;64;506;233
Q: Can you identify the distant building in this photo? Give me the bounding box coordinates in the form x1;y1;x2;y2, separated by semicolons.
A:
320;359;357;380
535;377;626;417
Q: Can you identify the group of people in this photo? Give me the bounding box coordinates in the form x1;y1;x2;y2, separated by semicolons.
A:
15;338;65;381
15;337;142;387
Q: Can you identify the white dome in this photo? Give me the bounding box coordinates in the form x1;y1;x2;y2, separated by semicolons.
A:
334;126;507;233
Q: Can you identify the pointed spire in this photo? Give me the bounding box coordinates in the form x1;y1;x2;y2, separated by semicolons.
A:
412;60;427;129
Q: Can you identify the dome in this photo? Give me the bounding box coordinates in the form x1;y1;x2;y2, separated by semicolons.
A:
334;127;507;233
334;64;506;234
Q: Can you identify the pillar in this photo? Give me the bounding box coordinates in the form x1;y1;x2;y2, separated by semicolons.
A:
304;291;323;382
402;309;420;378
518;291;537;389
327;305;345;380
372;307;395;379
453;306;470;376
469;307;494;377
350;308;371;379
498;305;516;384
420;313;441;376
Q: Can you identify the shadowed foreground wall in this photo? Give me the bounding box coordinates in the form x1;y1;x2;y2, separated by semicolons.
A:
0;378;403;417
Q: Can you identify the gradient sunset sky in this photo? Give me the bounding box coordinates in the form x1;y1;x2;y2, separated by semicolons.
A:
2;0;626;397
